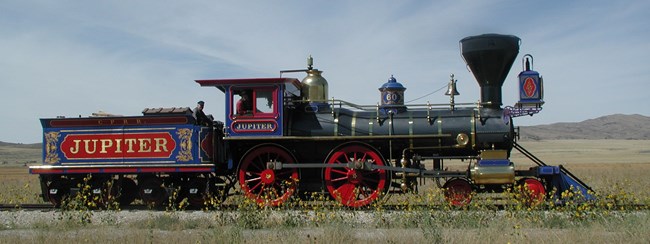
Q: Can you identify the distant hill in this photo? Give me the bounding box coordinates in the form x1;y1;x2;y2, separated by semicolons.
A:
0;141;41;149
519;114;650;140
0;141;41;165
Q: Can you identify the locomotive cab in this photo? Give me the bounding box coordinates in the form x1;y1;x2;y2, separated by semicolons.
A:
195;78;302;137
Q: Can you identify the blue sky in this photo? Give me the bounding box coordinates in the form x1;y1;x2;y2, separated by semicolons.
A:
1;1;648;143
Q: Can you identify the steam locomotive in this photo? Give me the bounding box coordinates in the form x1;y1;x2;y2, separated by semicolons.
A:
29;34;593;208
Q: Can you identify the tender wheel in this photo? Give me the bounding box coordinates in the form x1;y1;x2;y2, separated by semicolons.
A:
118;178;138;206
139;177;166;207
88;177;119;208
517;178;546;206
47;178;70;207
207;176;230;205
238;145;299;207
184;177;209;208
184;176;229;208
324;144;388;208
443;178;473;207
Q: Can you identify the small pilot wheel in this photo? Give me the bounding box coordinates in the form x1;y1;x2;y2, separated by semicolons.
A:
443;178;473;207
238;145;299;207
324;144;388;208
517;178;546;206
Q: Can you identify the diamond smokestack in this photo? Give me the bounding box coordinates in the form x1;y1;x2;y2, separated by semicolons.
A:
460;34;520;108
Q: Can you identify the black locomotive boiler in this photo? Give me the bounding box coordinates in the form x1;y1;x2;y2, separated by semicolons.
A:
31;34;593;208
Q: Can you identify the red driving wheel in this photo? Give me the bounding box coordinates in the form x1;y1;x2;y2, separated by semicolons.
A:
324;144;388;208
238;145;299;207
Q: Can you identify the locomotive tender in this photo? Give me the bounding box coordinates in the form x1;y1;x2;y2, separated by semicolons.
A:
30;34;593;208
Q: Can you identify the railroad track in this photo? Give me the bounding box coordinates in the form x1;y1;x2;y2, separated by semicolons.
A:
0;204;55;210
1;203;647;211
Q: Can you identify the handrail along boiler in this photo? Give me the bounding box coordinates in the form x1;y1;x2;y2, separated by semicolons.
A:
30;34;593;208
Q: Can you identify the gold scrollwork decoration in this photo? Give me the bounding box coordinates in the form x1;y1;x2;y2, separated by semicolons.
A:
44;132;61;164
176;128;193;162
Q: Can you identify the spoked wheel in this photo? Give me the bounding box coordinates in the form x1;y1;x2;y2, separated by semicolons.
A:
139;177;167;207
118;178;138;206
324;144;388;208
517;178;546;206
443;178;473;207
47;178;70;207
238;145;299;207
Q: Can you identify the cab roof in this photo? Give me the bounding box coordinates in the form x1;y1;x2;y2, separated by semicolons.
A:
195;78;301;93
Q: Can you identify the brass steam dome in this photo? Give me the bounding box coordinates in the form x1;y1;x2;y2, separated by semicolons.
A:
300;56;328;103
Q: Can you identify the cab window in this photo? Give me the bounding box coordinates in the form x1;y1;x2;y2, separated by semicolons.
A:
255;90;274;113
231;87;277;118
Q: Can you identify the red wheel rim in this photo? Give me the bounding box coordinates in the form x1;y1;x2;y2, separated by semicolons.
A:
238;145;298;206
520;178;546;206
443;179;473;207
324;144;387;208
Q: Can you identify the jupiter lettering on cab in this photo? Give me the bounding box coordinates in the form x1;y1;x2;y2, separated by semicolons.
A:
232;120;278;133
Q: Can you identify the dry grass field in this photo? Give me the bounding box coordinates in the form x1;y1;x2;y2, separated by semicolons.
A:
512;139;650;165
0;140;649;243
511;139;650;195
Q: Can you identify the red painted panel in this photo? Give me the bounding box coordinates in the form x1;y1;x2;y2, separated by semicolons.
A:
60;132;176;160
178;167;214;172
200;132;213;159
139;167;176;173
30;169;65;174
67;168;101;173
102;168;139;173
523;77;537;98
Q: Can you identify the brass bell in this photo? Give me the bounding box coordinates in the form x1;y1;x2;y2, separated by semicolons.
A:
445;74;460;96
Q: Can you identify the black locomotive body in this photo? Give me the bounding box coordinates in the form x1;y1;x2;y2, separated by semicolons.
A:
31;34;593;208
